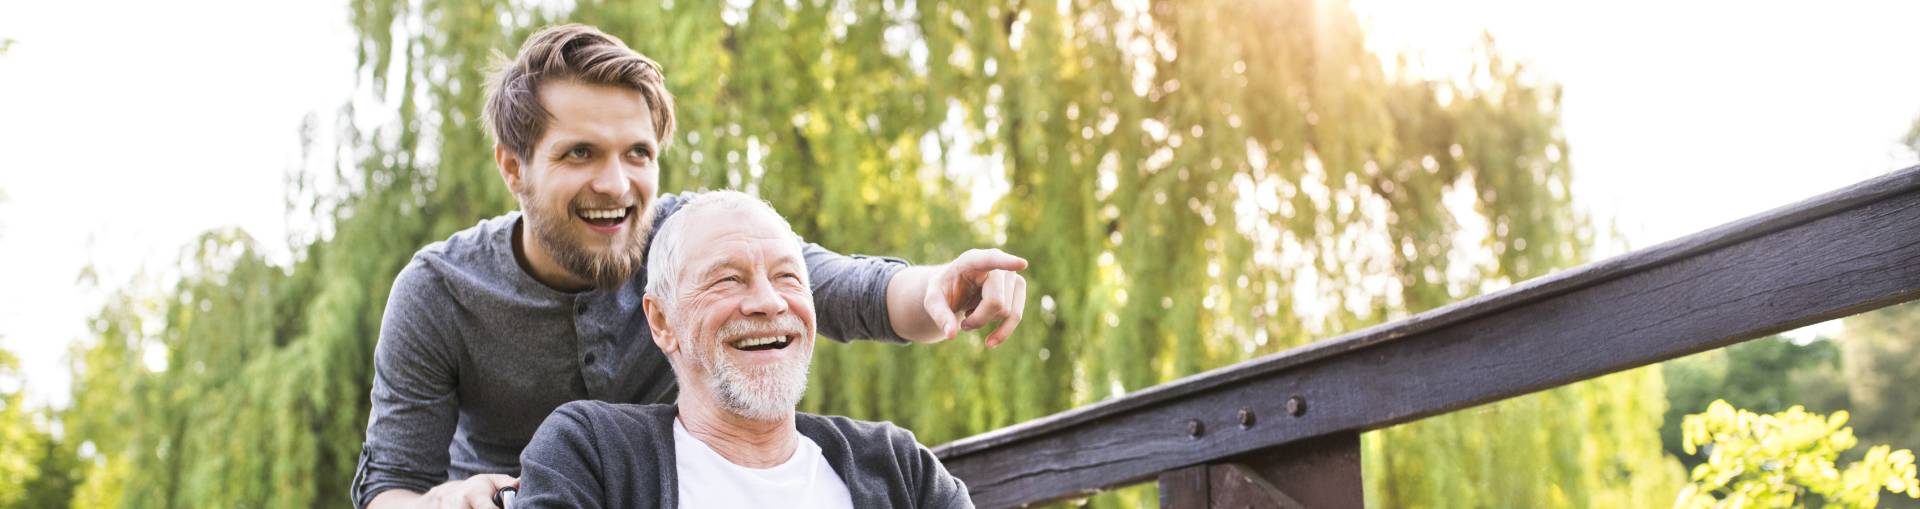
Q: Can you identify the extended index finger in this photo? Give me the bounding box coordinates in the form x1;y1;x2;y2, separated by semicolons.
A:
954;249;1029;275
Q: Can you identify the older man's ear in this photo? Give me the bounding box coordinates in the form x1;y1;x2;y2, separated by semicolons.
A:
642;295;678;355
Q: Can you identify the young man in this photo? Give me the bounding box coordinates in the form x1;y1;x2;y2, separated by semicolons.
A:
515;191;971;508
353;24;1024;509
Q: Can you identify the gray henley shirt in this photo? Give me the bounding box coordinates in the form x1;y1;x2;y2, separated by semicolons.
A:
351;192;910;508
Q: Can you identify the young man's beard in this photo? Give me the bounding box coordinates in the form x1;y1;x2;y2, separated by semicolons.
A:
521;186;655;290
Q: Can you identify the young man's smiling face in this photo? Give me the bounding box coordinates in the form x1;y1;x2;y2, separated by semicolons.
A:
506;79;662;290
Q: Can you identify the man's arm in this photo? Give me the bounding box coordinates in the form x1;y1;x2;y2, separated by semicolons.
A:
356;261;507;509
803;245;1029;346
669;188;1026;346
911;440;975;509
873;422;973;508
515;403;611;509
885;249;1029;347
802;244;915;343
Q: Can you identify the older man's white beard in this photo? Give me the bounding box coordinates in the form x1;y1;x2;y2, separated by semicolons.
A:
686;314;812;422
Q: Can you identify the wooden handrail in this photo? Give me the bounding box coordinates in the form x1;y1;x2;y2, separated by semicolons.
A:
934;165;1920;508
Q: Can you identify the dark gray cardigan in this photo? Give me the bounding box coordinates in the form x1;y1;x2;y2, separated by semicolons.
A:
516;401;972;508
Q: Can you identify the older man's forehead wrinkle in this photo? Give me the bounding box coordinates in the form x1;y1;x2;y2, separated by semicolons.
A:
679;245;802;286
757;240;802;265
682;239;759;273
686;257;739;285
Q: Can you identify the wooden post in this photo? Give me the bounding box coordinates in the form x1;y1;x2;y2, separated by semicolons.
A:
1158;464;1210;509
1157;432;1359;509
1234;431;1362;508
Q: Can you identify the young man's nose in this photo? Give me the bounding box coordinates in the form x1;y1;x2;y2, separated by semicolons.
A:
587;159;630;197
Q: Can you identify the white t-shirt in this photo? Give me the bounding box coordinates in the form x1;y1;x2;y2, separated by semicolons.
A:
673;418;856;509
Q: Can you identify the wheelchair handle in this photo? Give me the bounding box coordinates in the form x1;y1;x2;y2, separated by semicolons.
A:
492;486;517;508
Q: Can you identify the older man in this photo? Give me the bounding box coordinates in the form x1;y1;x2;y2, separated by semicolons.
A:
514;191;972;508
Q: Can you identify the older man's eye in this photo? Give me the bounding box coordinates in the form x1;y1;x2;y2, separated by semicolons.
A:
567;146;592;160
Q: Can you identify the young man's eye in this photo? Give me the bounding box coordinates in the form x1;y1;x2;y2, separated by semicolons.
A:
627;147;652;159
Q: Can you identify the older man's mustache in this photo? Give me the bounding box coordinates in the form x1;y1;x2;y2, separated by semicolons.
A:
716;314;808;352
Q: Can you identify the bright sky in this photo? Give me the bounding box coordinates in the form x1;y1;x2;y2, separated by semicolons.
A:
2;0;1916;409
0;0;357;407
1349;0;1920;250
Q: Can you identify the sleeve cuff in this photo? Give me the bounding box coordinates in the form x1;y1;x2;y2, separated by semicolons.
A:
352;445;443;508
852;255;913;344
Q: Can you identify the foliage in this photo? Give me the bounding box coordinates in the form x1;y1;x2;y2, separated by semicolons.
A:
1677;399;1920;508
5;180;82;506
0;347;82;509
50;0;1685;507
1663;336;1851;469
1905;116;1920;156
1;348;39;507
1842;301;1920;455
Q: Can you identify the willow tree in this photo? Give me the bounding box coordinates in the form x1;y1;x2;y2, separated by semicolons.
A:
1;348;47;507
63;0;1682;507
3;182;81;509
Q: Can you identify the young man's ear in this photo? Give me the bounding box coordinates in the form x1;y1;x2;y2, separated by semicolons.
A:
495;144;526;195
643;294;677;354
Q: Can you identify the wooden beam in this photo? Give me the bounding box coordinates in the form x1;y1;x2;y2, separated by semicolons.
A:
934;166;1920;508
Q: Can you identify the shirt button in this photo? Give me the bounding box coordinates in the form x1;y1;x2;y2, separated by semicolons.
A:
584;353;597;365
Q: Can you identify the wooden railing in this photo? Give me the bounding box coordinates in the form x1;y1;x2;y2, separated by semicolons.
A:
933;165;1920;508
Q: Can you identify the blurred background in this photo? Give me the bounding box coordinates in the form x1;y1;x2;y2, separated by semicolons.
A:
2;0;1918;507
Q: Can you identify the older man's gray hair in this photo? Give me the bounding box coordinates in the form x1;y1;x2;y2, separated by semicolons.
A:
643;190;807;307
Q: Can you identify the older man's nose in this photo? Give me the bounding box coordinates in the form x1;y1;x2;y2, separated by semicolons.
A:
739;277;787;316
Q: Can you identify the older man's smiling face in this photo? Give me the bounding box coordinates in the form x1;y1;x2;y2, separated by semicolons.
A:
658;206;817;421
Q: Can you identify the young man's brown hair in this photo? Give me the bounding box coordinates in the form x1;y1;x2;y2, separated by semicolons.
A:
484;23;677;161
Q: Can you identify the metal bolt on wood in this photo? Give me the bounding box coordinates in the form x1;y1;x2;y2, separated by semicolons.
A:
1238;407;1256;428
1187;419;1205;438
1287;396;1306;417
